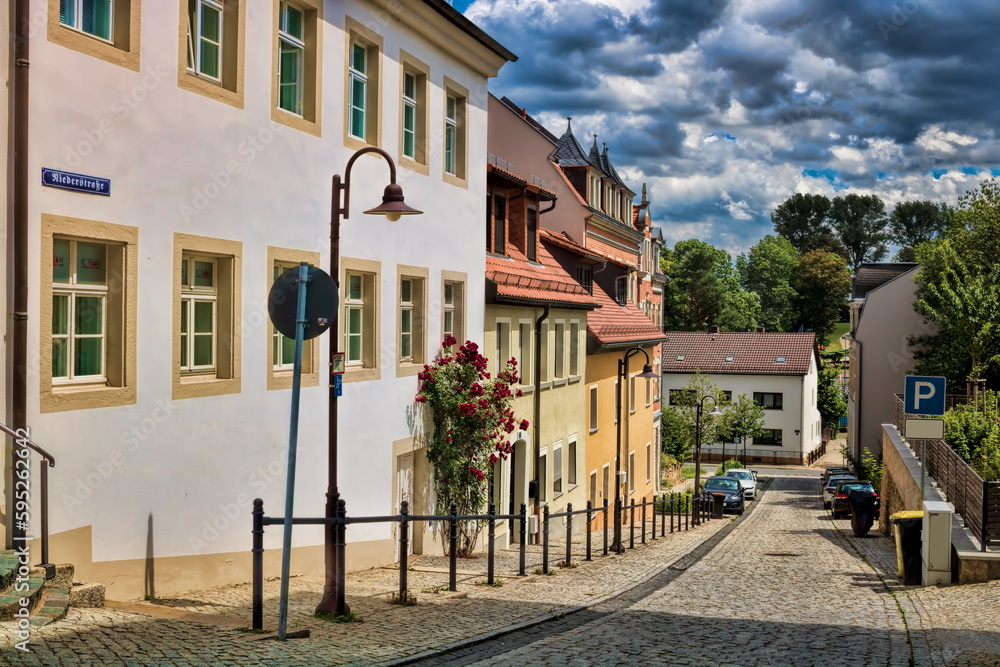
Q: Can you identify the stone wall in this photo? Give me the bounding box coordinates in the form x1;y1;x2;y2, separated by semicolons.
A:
879;424;947;536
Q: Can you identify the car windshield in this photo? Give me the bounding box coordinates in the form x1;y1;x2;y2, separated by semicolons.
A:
840;483;875;494
727;471;752;480
826;476;855;488
706;479;739;491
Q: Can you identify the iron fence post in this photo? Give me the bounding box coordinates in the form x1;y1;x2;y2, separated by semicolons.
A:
565;503;573;566
983;480;989;553
670;493;674;534
449;502;458;592
586;501;593;561
602;498;609;556
629;500;635;549
40;463;50;572
252;498;264;631
335;499;348;614
685;495;689;531
642;496;647;544
399;500;409;600
542;504;550;575
487;502;495;586
519;503;527;576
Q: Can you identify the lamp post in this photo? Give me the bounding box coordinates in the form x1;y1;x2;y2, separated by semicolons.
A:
611;347;659;554
315;147;422;616
693;395;723;496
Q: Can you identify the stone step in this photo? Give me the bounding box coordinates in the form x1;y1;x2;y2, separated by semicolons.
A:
0;570;46;622
28;587;70;628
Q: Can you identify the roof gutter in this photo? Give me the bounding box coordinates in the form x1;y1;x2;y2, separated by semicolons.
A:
494;295;596;311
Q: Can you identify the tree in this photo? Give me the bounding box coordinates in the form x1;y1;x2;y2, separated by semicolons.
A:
829;193;890;273
660;406;693;460
719;394;765;455
889;200;947;261
662;239;759;331
736;235;799;332
817;352;848;433
794;250;851;344
415;336;527;556
771;193;832;251
659;373;729;459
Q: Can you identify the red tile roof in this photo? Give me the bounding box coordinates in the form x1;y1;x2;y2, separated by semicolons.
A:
660;331;817;375
588;283;666;347
487;243;598;308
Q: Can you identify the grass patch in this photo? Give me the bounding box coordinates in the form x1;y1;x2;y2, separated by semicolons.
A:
532;567;556;576
315;611;360;623
420;585;450;595
556;560;579;569
388;590;417;606
825;321;851;350
474;579;504;587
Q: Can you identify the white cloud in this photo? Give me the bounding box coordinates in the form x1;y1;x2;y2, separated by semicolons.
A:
915;125;979;154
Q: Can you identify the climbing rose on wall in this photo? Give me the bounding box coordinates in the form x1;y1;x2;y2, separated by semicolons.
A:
415;337;527;556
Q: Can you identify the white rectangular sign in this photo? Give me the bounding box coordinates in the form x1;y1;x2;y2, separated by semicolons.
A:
905;418;945;440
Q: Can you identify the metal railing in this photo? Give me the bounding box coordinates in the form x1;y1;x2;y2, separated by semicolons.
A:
250;492;710;630
1;422;56;577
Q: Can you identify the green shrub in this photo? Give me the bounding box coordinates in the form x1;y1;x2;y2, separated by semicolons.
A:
714;459;744;476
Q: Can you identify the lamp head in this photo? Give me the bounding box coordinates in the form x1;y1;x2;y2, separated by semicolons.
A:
364;183;423;221
708;407;723;417
637;364;658;378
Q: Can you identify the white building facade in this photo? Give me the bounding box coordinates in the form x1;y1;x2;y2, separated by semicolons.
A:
4;0;513;598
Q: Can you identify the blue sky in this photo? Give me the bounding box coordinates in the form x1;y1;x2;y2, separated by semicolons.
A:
454;0;1000;256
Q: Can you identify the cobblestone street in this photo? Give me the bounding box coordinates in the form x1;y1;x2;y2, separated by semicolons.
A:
1;470;999;666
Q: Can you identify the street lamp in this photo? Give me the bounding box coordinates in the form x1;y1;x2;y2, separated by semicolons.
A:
316;147;422;617
693;395;723;496
611;347;659;554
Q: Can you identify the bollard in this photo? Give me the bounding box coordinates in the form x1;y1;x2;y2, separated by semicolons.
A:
661;494;666;537
629;500;635;549
685;495;689;531
252;498;264;631
336;499;349;615
565;503;573;566
642;497;648;544
449;502;458;592
586;501;593;561
519;503;527;576
670;493;675;534
487;502;495;586
399;500;409;601
602;498;609;557
542;505;550;575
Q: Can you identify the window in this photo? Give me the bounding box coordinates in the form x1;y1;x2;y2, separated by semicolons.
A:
187;0;222;81
615;276;628;306
442;81;468;183
526;205;538;262
441;272;465;350
646;443;652;482
341;257;380;380
173;234;241;400
568;439;577;486
614;379;620;423
539;323;549;381
538;450;547;502
569;322;579;376
345;19;381;146
277;2;304;114
589;386;598;431
178;0;245;107
645;375;651;406
553;443;563;495
397;270;426;370
756;428;783;446
268;249;320;390
628;452;635;493
52;0;140;70
495;321;510;375
554;322;565;379
518;322;531;385
602;465;610;504
272;0;320;132
576;265;592;292
629;376;636;413
590;472;598;508
754;392;784;410
60;0;113;41
42;216;137;412
492;194;506;254
402;72;417;159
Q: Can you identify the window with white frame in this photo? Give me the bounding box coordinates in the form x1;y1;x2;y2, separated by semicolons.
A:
590;471;597;508
602;464;610;504
569;322;579;376
628;452;636;493
402;71;417;159
538;450;547;502
629;376;636;413
645;443;652;482
615;276;628;306
518;322;531;385
186;0;222;81
398;275;424;364
554;322;565;378
553;443;563;495
272;263;297;371
443;89;466;179
180;255;218;375
568;439;577;486
277;1;305;115
345;273;365;365
52;238;109;383
441;278;464;349
342;259;379;376
348;39;369;140
60;0;113;41
495;321;510;374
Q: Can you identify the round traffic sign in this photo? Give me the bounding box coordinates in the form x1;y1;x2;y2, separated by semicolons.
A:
268;265;338;341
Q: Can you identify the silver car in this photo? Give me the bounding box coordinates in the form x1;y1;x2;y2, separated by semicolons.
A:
725;468;757;500
822;475;858;509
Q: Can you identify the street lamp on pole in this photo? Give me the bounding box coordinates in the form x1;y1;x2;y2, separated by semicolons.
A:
693;395;723;496
611;347;659;554
315;147;422;617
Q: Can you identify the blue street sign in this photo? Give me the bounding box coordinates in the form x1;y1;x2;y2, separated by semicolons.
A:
41;168;111;196
333;373;343;397
904;375;946;415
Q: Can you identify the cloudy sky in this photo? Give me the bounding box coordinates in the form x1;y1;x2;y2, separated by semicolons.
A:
453;0;1000;256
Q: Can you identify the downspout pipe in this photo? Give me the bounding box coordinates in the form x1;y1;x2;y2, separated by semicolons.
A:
9;0;30;548
532;304;549;542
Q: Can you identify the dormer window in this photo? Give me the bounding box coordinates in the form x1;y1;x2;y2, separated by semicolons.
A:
576;264;592;292
615;276;627;306
725;355;734;362
775;356;786;364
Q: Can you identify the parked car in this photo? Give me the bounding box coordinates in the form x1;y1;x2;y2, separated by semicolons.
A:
703;476;745;514
822;475;858;509
725;468;758;500
821;467;852;485
832;480;880;519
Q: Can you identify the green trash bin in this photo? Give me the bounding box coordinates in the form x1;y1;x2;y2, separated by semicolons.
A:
890;510;923;585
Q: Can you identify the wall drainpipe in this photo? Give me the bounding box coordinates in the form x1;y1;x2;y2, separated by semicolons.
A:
532;304;549;543
8;0;30;549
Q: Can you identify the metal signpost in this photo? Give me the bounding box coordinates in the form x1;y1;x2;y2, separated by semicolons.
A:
268;264;337;639
903;376;947;502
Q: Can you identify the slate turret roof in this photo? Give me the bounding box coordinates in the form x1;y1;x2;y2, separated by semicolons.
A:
553;119;594;168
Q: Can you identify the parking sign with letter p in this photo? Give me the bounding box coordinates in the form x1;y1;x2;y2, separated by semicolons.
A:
904;376;946;415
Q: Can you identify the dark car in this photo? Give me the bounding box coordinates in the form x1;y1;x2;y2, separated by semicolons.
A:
832;480;880;519
821;467;852;485
703;476;745;514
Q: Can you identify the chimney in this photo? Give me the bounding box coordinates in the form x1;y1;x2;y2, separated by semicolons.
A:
709;325;720;334
757;326;766;333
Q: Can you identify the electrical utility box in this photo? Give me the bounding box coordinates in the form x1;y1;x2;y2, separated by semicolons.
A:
921;500;952;586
